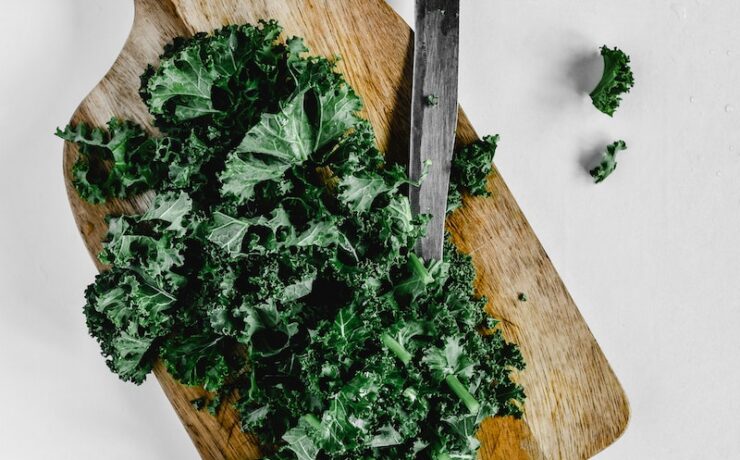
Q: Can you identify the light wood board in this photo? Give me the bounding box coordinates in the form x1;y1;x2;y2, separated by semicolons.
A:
62;1;629;458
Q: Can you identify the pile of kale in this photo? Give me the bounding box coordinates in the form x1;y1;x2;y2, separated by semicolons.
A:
58;21;524;460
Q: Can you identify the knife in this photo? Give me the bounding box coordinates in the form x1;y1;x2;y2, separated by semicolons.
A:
408;0;461;261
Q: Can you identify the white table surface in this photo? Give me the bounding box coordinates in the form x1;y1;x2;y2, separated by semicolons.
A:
1;1;738;458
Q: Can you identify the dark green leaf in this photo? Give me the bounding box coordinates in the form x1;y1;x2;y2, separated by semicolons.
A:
590;140;627;183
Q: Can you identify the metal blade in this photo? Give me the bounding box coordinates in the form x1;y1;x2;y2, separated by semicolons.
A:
409;0;460;261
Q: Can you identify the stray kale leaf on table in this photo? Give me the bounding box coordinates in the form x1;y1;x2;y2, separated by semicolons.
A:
590;45;635;117
590;140;627;184
58;20;524;460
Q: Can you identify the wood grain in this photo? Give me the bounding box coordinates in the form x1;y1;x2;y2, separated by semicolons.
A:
62;1;629;458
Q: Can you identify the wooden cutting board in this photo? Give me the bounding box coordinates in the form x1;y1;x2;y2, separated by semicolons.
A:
62;0;629;458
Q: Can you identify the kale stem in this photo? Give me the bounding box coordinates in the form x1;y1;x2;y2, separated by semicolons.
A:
437;454;452;460
248;371;258;400
303;414;322;430
590;53;616;99
445;374;480;415
381;333;411;365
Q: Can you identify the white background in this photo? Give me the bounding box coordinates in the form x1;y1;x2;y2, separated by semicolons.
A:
1;0;738;458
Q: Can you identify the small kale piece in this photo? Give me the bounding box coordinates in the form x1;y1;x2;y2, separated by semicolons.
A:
56;119;164;203
590;45;635;116
191;396;208;410
447;135;499;213
590;140;627;183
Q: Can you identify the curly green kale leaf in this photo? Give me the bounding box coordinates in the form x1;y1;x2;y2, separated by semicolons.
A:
590;45;635;116
56;119;163;203
424;337;479;414
447;135;499;213
140;21;291;140
220;83;361;204
83;269;173;383
144;41;220;121
590;140;627;183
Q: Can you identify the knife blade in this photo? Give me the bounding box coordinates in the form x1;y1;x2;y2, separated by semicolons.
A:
408;0;460;261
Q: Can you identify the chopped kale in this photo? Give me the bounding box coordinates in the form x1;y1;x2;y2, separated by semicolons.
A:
58;20;524;460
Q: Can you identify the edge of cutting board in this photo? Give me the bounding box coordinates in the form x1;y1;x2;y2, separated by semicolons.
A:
62;0;629;458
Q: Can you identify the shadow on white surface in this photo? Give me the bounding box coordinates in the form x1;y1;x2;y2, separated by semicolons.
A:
566;48;603;96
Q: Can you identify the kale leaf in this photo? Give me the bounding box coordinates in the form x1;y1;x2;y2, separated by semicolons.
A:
590;45;635;117
56;119;163;203
447;135;499;213
590;140;627;183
